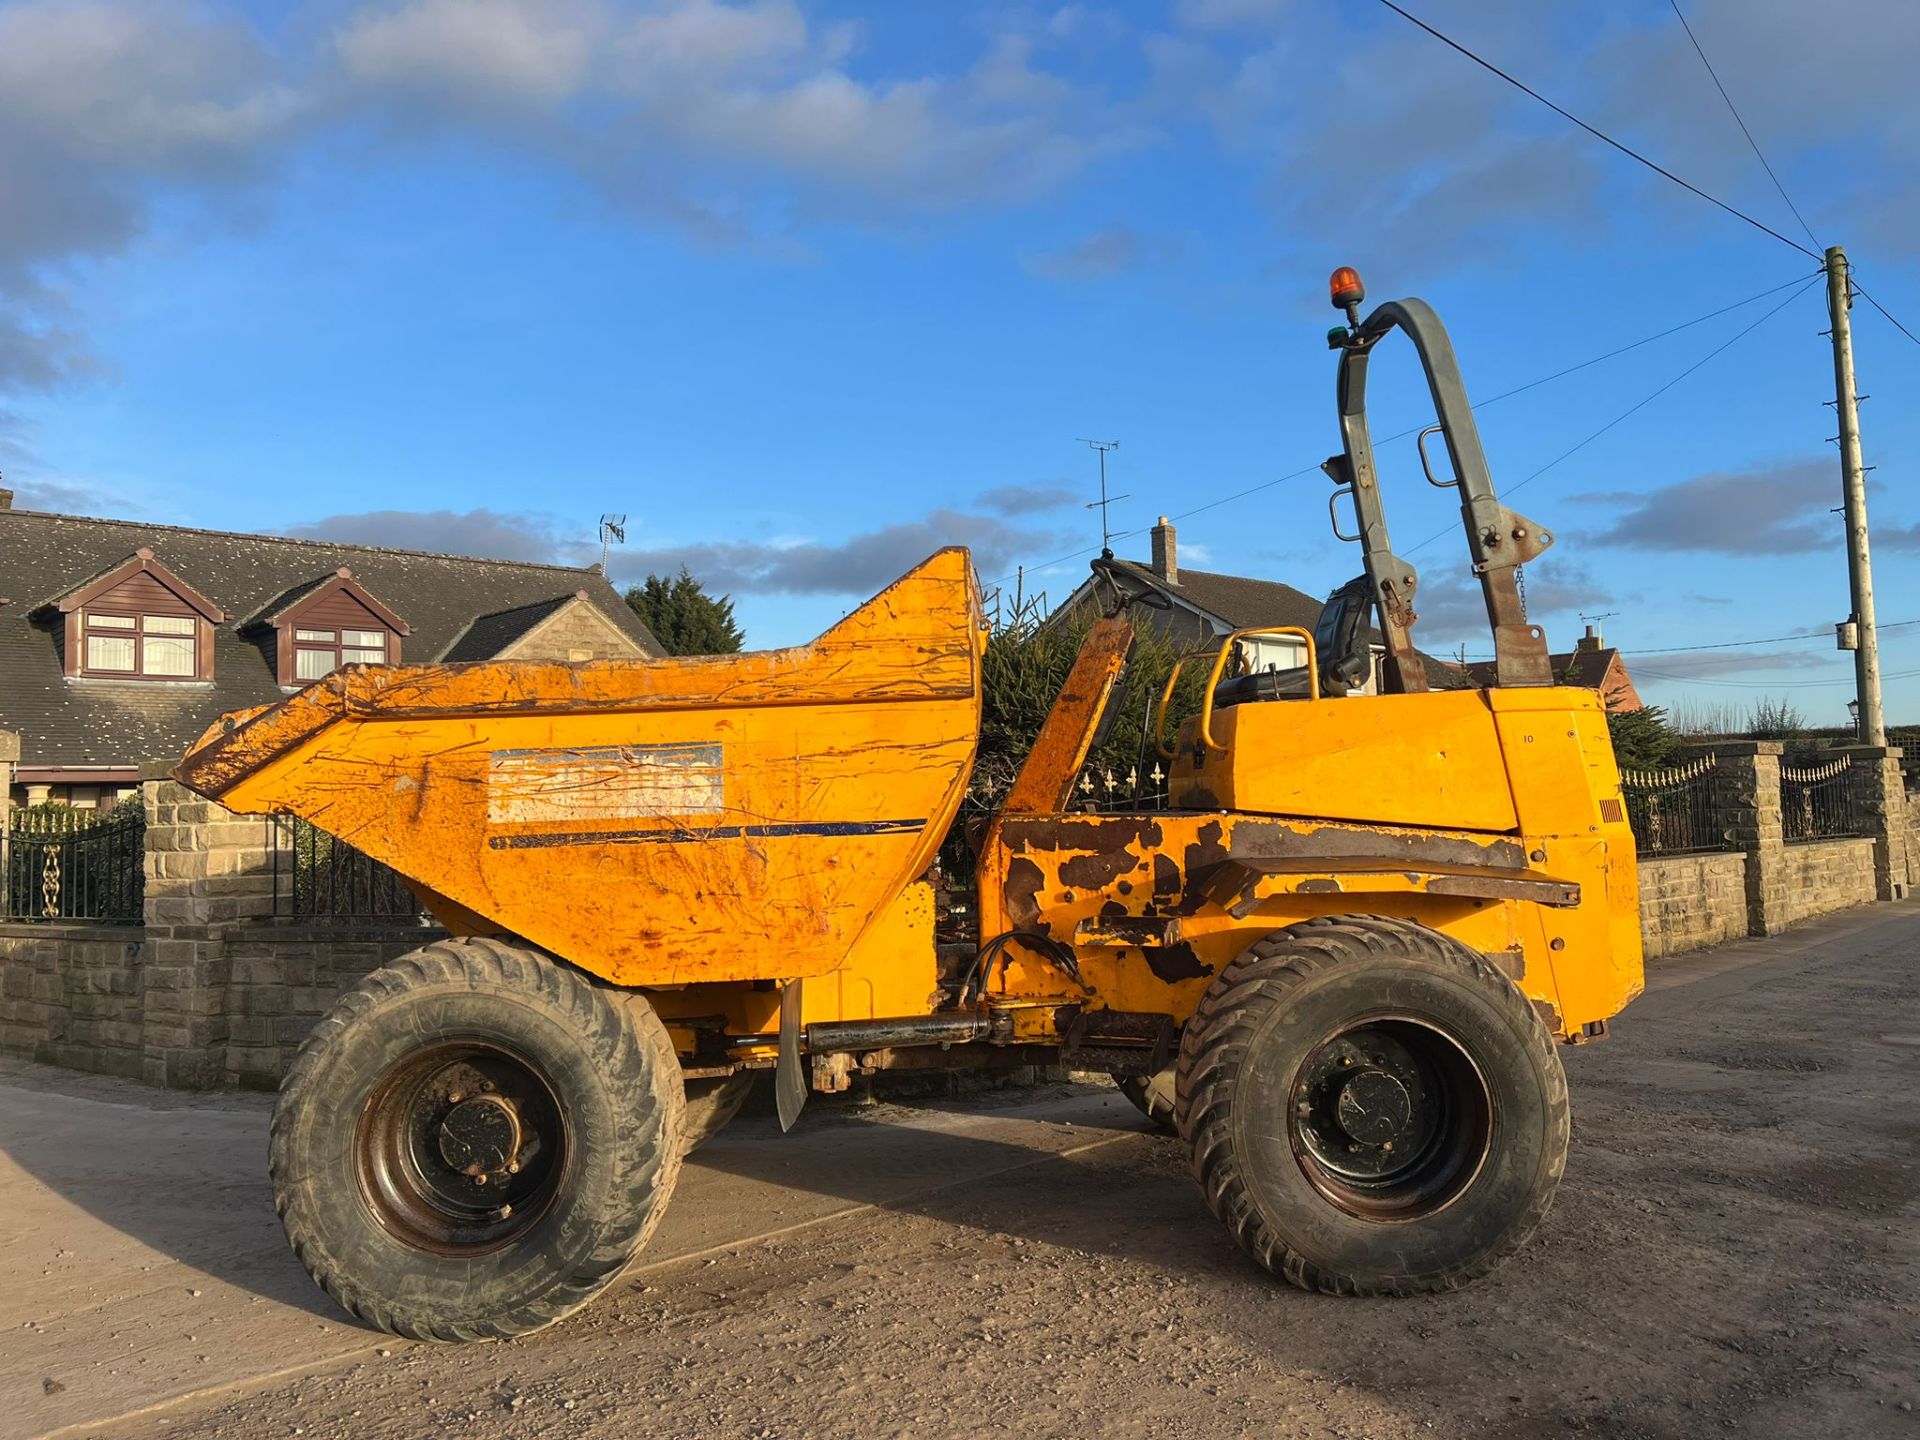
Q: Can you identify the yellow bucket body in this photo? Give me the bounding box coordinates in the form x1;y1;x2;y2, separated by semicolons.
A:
175;550;984;988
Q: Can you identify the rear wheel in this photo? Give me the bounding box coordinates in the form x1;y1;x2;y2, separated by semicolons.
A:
1177;916;1568;1295
1113;1067;1176;1133
272;937;684;1340
681;1072;756;1153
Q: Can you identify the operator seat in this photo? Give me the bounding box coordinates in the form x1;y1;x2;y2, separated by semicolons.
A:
1212;575;1372;707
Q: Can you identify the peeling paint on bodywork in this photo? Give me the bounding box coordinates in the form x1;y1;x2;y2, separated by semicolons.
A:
1146;941;1212;982
1229;818;1527;873
1003;856;1046;930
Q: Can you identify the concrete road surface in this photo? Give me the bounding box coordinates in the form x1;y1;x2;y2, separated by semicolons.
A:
3;904;1916;1439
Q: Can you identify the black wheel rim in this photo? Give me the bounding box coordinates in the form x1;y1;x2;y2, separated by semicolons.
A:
1287;1014;1492;1221
355;1040;569;1255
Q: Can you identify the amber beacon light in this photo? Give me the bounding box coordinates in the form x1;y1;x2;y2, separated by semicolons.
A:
1329;265;1366;311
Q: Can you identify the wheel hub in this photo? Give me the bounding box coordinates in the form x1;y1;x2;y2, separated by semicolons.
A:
1288;1017;1493;1219
1334;1068;1412;1145
355;1042;567;1255
437;1094;522;1177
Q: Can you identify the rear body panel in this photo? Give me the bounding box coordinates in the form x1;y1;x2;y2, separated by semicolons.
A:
174;550;984;988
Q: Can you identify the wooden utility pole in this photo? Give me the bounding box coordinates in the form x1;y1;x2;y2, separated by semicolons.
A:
1826;246;1885;744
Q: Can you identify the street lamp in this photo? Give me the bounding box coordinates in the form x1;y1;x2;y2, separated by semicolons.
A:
1848;698;1862;738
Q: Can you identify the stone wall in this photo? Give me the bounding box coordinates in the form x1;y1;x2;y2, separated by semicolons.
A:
1637;852;1750;961
1775;838;1879;930
223;926;432;1088
0;774;435;1089
0;923;148;1078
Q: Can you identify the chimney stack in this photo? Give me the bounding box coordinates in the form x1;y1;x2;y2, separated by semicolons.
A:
1577;623;1602;654
1151;516;1177;583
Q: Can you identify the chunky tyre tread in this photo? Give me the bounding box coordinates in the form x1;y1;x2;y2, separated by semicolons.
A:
270;936;683;1341
680;1072;756;1154
1175;915;1569;1298
1113;1068;1177;1133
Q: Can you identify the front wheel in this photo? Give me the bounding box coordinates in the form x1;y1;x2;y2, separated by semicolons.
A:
271;937;684;1340
1177;916;1568;1295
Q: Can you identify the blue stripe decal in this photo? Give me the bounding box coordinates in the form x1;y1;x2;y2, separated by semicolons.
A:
488;818;929;851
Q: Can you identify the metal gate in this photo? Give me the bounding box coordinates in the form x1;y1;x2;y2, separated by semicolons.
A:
1;804;146;922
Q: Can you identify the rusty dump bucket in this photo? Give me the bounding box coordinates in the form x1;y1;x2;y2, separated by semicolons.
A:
175;549;984;987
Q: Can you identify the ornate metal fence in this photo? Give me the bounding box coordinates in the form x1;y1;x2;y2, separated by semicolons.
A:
1078;762;1171;812
1620;753;1732;856
1780;756;1864;843
1;803;146;923
268;815;429;925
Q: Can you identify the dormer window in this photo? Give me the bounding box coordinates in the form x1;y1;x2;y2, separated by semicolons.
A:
84;611;199;677
293;626;389;681
250;567;410;688
50;547;224;683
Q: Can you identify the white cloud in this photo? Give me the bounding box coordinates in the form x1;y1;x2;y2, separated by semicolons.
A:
282;506;581;563
0;0;301;387
611;507;1063;594
337;0;600;105
0;0;1140;396
1022;225;1180;280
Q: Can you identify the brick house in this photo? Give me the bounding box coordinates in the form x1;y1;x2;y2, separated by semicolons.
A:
1463;626;1643;712
1051;518;1433;693
0;492;662;806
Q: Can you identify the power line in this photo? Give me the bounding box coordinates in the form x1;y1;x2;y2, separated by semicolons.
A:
1644;618;1920;654
1851;275;1920;354
1666;0;1820;251
1448;618;1920;666
1404;273;1820;558
1374;0;1821;262
984;272;1818;589
1468;272;1819;410
1636;665;1920;690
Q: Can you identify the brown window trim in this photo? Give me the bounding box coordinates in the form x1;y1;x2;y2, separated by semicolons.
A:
268;569;410;687
288;625;392;684
77;610;209;681
51;546;225;681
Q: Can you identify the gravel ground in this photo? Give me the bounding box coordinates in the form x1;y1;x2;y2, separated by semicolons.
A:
15;904;1920;1440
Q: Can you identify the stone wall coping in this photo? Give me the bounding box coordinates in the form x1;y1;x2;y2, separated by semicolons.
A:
226;923;446;944
1781;835;1877;851
139;761;181;782
1834;744;1905;761
1688;740;1784;757
0;921;147;941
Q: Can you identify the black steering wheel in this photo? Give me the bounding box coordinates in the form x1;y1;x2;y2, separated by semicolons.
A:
1089;558;1175;617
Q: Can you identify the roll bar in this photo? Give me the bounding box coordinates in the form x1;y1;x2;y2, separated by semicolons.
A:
1324;294;1554;692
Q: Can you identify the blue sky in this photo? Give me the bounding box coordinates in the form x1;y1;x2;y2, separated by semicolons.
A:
4;0;1920;725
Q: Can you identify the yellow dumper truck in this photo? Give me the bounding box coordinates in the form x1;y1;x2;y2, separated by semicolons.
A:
176;269;1642;1339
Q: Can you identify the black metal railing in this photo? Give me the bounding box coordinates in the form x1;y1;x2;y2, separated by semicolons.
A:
2;803;146;923
1076;762;1172;812
269;815;429;925
1781;757;1864;843
1621;753;1733;856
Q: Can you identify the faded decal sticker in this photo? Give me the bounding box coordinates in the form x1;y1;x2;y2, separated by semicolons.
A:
488;744;724;825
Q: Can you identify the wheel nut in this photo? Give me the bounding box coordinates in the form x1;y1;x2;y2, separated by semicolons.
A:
474;1172;489;1185
507;1161;520;1174
448;1092;464;1105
